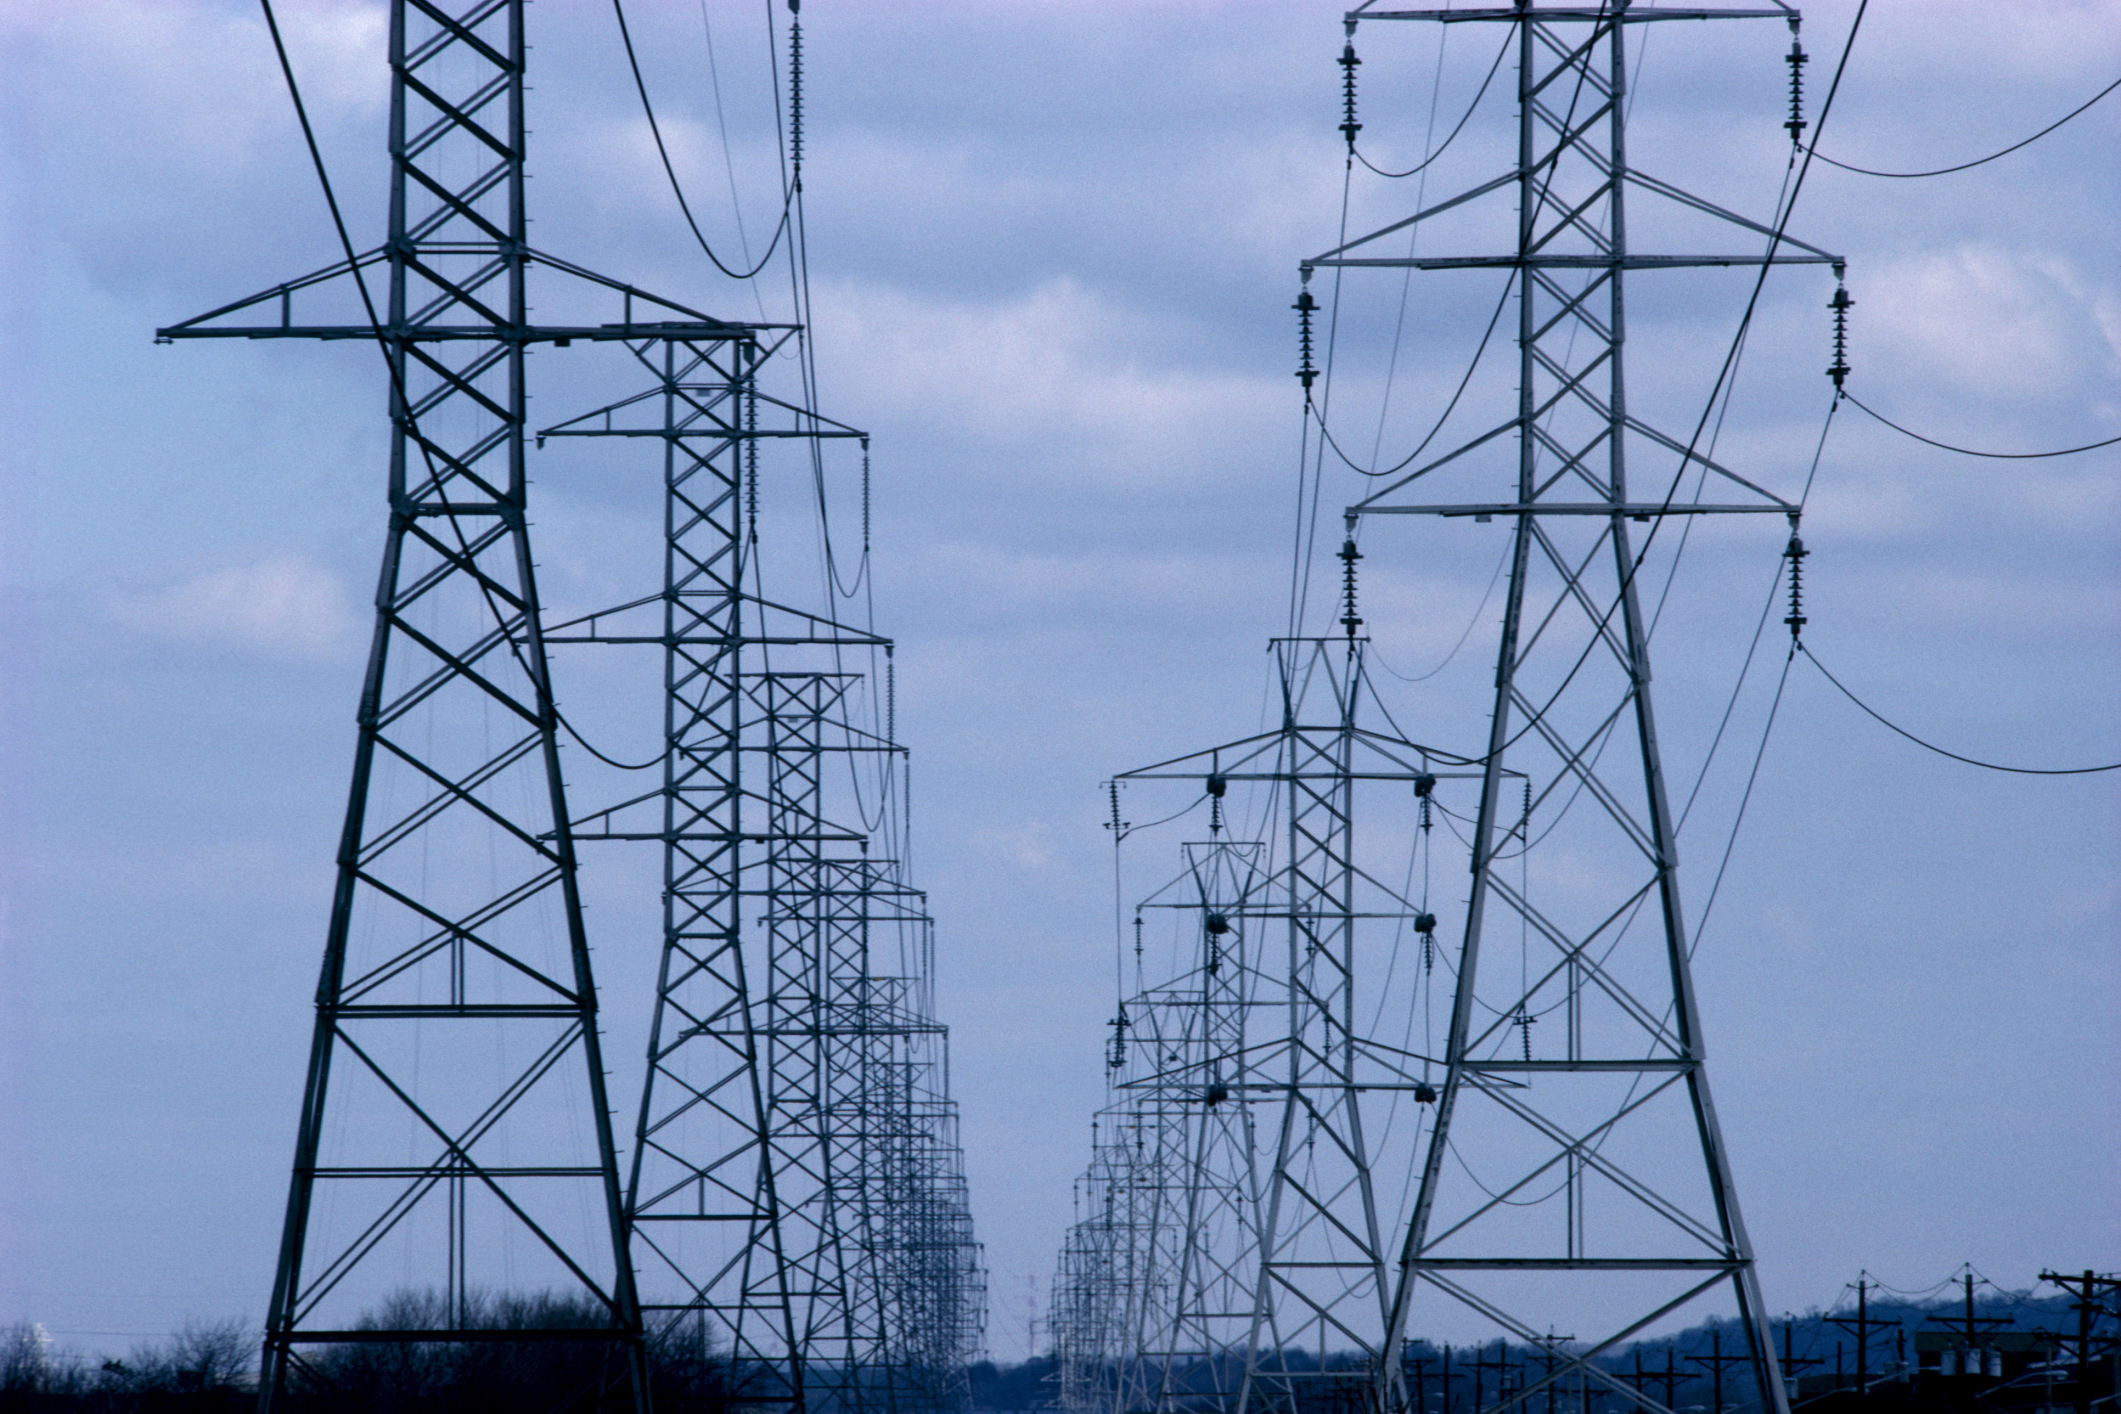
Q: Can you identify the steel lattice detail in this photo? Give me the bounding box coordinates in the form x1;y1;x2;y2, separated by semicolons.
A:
1058;641;1480;1414
156;4;679;1410
540;330;984;1414
1304;8;1843;1414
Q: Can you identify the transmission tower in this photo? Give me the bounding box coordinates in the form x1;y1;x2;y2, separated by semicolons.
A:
1125;839;1272;1414
1054;627;1483;1414
152;2;740;1406
1109;637;1479;1414
533;139;981;1414
160;4;983;1411
1305;7;1842;1414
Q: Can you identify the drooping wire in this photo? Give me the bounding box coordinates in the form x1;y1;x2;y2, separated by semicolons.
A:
1797;645;2121;775
698;0;773;325
1315;271;1517;480
1806;73;2121;179
1842;391;2121;458
1353;30;1513;180
613;0;791;281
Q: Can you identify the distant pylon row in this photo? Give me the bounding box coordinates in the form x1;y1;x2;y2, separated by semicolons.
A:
159;4;982;1412
1048;4;1843;1413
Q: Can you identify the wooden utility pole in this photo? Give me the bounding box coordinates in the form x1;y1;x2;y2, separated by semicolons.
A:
2039;1269;2120;1414
1690;1327;1752;1414
1777;1317;1823;1402
1922;1273;2010;1381
1827;1280;1899;1392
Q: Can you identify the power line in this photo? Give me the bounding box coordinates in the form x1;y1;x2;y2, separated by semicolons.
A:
612;0;790;281
1354;30;1512;180
1806;72;2121;179
1798;643;2121;775
1844;390;2121;459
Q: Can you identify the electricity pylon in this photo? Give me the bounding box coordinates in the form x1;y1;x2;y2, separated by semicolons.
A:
1101;635;1481;1414
1307;7;1841;1414
162;4;983;1411
536;269;981;1414
154;2;746;1406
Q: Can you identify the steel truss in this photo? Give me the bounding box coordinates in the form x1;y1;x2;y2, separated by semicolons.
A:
539;328;984;1414
1307;7;1839;1414
1056;640;1482;1414
155;3;740;1406
161;4;982;1411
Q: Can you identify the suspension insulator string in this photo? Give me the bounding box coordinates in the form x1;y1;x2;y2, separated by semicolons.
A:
1339;25;1363;153
1134;914;1144;966
745;379;761;544
1517;777;1532;1058
1338;531;1363;639
1828;262;1853;391
1784;21;1809;143
1295;269;1319;394
1108;1006;1129;1071
1783;520;1809;643
787;0;803;192
860;438;871;557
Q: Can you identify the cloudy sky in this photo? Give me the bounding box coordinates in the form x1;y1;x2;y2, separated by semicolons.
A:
1;0;2115;1365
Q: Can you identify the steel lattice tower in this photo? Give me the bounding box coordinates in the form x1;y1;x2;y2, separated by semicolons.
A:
1306;6;1841;1414
161;5;984;1410
1129;840;1271;1414
154;3;741;1406
538;292;983;1414
1109;640;1476;1414
1056;638;1482;1414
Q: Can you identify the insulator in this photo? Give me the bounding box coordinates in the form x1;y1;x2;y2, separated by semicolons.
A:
1785;38;1809;141
1517;1010;1536;1061
1339;537;1363;638
1783;531;1809;639
787;11;804;190
1295;283;1319;391
1339;42;1363;150
1827;283;1854;389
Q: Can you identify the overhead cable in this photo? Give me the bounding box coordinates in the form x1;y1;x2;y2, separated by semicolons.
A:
1355;31;1513;180
1807;73;2121;179
1844;391;2121;459
613;0;791;280
1799;644;2121;775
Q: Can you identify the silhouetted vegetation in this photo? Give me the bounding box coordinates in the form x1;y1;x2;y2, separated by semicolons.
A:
1;1293;727;1414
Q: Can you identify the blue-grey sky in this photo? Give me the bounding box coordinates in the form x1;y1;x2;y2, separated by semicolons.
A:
1;0;2115;1365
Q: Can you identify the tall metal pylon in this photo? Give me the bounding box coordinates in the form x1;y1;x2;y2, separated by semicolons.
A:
155;2;747;1407
1054;629;1481;1414
537;289;983;1414
1107;639;1477;1414
1307;6;1841;1414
